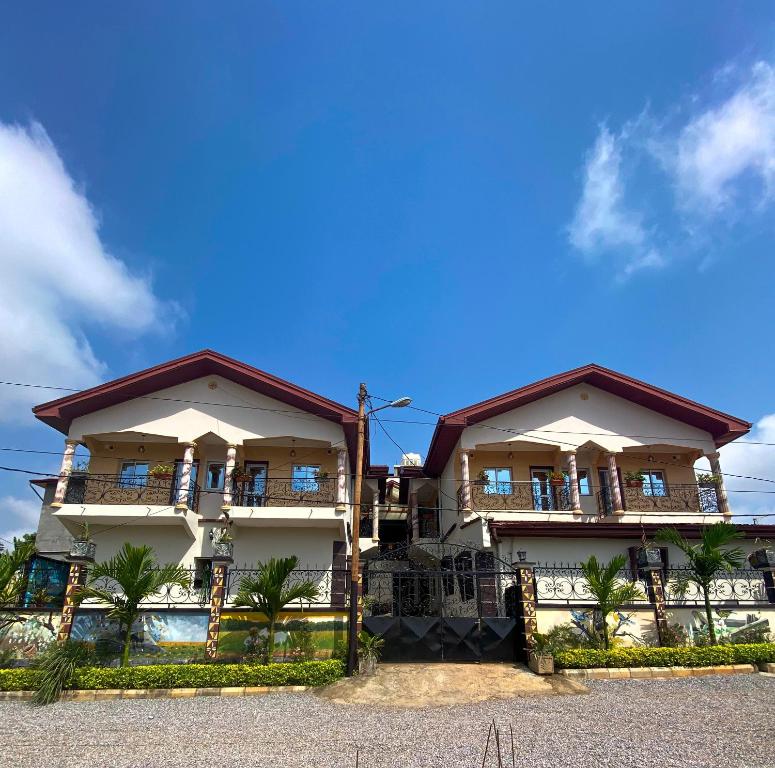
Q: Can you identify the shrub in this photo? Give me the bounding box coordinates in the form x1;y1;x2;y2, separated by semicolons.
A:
33;640;94;705
0;659;344;694
554;642;775;669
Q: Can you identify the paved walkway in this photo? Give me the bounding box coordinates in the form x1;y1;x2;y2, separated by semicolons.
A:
317;663;585;707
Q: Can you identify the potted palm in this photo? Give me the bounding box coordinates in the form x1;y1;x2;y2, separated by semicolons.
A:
211;527;234;560
548;471;566;488
357;630;384;676
528;632;554;675
149;464;175;482
231;464;252;483
696;473;722;487
69;521;96;562
475;470;490;486
624;471;645;488
748;540;775;569
636;546;663;570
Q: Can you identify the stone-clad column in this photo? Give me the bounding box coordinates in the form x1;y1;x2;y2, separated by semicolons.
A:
336;449;347;512
205;562;228;659
57;562;87;641
52;440;78;507
706;452;731;517
565;450;582;512
222;444;237;510
460;450;472;512
176;442;196;510
516;565;538;659
606;452;624;516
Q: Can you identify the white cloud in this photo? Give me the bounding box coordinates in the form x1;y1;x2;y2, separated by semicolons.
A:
0;495;40;548
696;414;775;524
675;62;775;212
0;121;173;422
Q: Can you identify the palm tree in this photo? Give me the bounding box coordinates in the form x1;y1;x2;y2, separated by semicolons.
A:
233;556;319;663
656;522;744;645
581;554;645;650
0;537;36;632
79;543;191;666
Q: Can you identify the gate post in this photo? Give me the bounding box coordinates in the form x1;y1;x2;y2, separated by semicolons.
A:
57;560;88;642
515;564;537;660
205;556;230;660
644;569;670;645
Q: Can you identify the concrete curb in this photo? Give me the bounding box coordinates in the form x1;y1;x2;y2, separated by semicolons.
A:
0;685;311;702
558;664;759;680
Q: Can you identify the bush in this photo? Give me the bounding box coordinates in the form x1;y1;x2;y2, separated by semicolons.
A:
0;659;344;693
554;643;775;669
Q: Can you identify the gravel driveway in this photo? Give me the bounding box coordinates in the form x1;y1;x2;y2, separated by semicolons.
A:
1;675;773;768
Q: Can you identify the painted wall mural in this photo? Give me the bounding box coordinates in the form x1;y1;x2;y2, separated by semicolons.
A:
217;612;347;662
0;612;60;660
71;611;208;661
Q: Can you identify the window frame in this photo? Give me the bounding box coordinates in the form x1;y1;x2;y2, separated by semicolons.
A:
204;461;227;491
482;466;513;495
291;464;321;493
118;461;149;488
641;469;668;497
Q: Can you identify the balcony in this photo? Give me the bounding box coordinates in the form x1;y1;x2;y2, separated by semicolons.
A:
232;476;337;508
459;480;572;513
597;483;720;517
64;473;200;511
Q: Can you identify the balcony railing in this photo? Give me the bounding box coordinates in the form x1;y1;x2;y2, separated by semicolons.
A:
459;480;572;512
597;483;720;517
232;477;337;508
63;474;200;512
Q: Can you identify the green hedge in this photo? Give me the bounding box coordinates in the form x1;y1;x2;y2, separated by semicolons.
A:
0;659;344;692
554;643;775;669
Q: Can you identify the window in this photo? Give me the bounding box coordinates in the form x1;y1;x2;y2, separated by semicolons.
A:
292;465;320;492
205;462;226;491
119;461;148;488
642;470;667;497
483;467;512;494
564;468;591;495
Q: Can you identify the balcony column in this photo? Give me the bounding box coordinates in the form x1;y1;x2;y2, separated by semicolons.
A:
564;450;582;513
706;452;731;517
372;488;380;541
175;442;196;510
606;452;625;516
222;444;237;510
336;449;347;512
52;439;79;507
410;491;419;541
460;450;472;512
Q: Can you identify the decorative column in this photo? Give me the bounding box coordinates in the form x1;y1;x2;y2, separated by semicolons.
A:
460;450;472;512
57;561;87;641
205;560;228;659
222;444;237;510
606;452;625;516
515;565;538;660
175;442;196;510
565;450;582;513
706;452;731;517
336;449;347;512
52;439;78;507
410;491;420;541
645;568;670;645
372;488;380;541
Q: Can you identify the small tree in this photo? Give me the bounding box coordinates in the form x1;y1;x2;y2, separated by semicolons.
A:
656;522;744;645
233;556;318;663
78;543;190;666
0;537;36;633
580;554;645;650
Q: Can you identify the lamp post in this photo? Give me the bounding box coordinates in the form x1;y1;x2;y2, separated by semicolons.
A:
347;384;411;675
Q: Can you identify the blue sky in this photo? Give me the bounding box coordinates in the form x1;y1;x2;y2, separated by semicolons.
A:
1;3;775;541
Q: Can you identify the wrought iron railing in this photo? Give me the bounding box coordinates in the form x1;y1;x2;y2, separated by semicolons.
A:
83;568;212;608
232;477;337;507
664;567;768;606
534;565;650;605
458;481;573;512
63;473;200;511
225;567;338;607
622;483;719;514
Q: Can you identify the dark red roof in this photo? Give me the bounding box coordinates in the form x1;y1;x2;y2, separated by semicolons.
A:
32;349;361;466
423;364;751;476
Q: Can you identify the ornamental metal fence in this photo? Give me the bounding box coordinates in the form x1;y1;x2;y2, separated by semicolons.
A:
663;567;769;607
533;565;650;606
82;567;212;609
224;567;342;608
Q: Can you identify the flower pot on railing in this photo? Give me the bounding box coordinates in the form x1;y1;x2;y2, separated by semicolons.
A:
636;547;663;569
212;540;234;560
528;652;554;675
748;548;775;569
69;539;96;562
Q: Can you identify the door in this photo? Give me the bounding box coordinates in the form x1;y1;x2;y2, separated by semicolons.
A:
241;462;268;506
530;467;555;511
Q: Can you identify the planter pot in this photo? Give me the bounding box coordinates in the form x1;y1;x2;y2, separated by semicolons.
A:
626;480;644;488
212;540;234;560
150;473;173;482
528;653;554;675
358;655;377;676
748;548;775;569
549;479;565;488
69;539;96;562
233;474;252;483
637;547;663;569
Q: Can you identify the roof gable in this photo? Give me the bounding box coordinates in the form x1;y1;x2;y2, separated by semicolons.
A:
423;364;750;476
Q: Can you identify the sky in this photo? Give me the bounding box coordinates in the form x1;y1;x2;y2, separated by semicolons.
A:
1;3;775;544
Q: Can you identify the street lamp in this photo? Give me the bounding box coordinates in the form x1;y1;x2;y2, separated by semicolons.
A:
347;384;411;675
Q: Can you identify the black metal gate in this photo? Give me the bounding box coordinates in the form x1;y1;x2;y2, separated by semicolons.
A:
362;542;520;663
